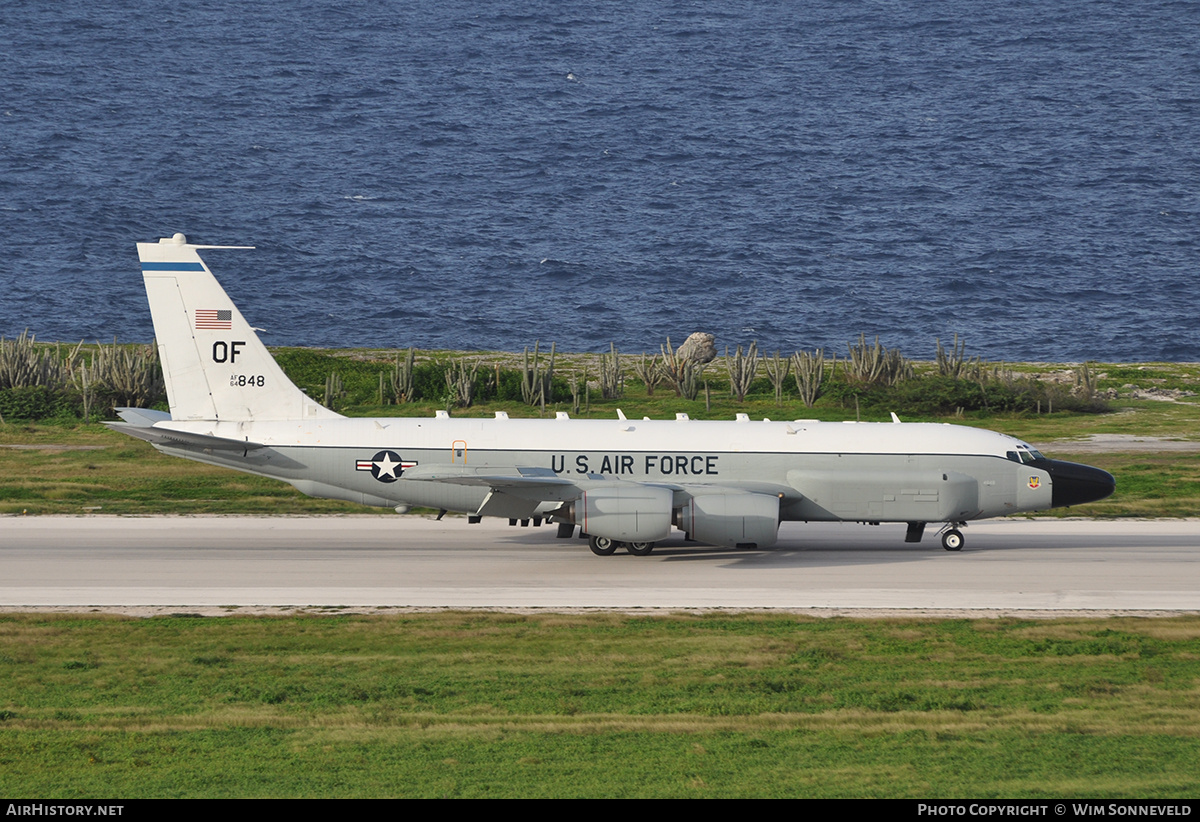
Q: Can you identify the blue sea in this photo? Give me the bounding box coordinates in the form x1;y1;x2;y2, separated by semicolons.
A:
2;0;1198;361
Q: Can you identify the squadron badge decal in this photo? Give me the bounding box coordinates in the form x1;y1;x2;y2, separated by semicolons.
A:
1028;476;1041;489
356;451;416;483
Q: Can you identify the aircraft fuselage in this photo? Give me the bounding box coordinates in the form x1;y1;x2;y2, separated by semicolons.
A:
147;415;1101;525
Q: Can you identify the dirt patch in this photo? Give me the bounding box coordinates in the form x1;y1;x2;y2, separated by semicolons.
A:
0;444;107;451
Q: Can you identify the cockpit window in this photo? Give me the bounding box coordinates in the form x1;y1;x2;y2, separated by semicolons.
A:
1012;447;1046;464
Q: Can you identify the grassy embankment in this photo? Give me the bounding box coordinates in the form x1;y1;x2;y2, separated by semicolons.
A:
1;351;1198;516
1;612;1198;798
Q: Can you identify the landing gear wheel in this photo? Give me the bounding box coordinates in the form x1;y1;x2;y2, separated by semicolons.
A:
626;542;655;556
942;529;964;552
588;535;617;556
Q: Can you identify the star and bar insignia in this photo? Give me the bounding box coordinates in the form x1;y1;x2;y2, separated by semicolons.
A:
356;451;417;483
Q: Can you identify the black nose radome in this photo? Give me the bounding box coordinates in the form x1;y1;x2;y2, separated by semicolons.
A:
1043;459;1116;508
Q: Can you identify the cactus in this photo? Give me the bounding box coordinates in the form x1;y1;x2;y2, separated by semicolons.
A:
389;347;416;403
791;349;826;408
77;363;94;421
91;338;164;409
1074;361;1098;400
764;351;791;405
0;331;72;389
71;337;165;412
3;333;165;418
443;358;481;407
936;333;983;381
323;372;345;410
598;343;624;399
935;333;966;378
847;334;912;386
569;366;587;416
660;336;704;400
520;341;556;407
724;342;759;402
633;352;664;396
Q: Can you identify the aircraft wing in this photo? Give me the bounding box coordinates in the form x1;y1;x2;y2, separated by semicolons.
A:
400;465;791;531
401;464;583;505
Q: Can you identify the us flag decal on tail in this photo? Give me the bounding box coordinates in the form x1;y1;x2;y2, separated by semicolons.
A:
195;309;232;329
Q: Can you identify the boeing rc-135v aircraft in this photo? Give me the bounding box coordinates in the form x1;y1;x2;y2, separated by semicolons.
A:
110;234;1115;555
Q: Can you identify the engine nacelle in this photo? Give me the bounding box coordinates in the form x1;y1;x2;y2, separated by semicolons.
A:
573;485;673;542
676;492;780;549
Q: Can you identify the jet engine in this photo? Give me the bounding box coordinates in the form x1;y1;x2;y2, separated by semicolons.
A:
675;492;780;549
569;484;673;543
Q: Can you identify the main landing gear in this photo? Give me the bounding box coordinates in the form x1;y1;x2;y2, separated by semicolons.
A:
588;535;656;556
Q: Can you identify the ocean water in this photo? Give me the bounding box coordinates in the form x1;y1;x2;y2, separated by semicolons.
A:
2;0;1198;361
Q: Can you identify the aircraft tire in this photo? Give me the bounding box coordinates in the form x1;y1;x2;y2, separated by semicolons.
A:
589;535;618;556
626;542;655;556
942;529;964;551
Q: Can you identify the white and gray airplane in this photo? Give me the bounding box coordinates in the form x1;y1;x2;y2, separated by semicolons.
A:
110;234;1115;555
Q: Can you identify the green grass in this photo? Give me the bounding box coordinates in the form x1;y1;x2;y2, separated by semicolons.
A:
0;425;366;514
990;401;1200;444
1;613;1198;797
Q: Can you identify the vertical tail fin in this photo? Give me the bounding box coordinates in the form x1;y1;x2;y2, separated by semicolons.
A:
137;233;341;422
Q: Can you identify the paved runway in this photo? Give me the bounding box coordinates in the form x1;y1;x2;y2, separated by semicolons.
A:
2;515;1198;613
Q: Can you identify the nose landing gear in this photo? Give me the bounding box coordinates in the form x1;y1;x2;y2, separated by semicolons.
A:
940;524;966;551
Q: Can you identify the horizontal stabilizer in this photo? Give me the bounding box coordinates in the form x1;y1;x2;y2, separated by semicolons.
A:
105;421;265;453
114;407;173;427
